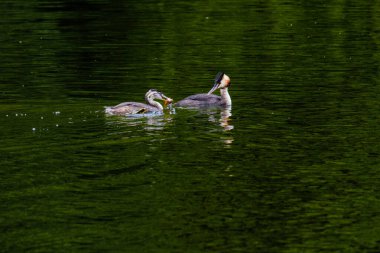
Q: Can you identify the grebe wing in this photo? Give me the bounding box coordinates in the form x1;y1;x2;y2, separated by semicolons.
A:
175;93;221;107
183;94;220;101
111;102;146;109
107;102;158;114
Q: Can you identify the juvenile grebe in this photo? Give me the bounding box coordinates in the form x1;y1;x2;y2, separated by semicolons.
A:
175;72;231;108
105;89;173;115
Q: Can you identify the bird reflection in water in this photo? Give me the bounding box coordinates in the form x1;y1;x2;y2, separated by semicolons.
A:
205;106;234;131
219;107;234;147
219;106;234;131
105;113;173;132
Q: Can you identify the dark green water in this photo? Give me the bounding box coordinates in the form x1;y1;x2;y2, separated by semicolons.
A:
1;0;380;252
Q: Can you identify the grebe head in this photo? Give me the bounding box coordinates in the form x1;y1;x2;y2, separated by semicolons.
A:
145;89;173;106
207;72;231;95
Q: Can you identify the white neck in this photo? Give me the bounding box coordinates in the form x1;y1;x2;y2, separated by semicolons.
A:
146;98;163;111
220;88;232;106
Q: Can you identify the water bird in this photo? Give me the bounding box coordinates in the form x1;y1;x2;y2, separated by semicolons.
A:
105;89;173;115
175;72;231;108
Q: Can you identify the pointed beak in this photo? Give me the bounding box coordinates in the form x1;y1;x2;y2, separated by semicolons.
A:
160;93;173;107
164;97;173;107
207;82;219;95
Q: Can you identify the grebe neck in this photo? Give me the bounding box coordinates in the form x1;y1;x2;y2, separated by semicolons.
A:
220;88;232;106
146;97;163;111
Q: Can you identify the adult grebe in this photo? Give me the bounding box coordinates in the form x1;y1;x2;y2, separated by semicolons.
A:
105;89;173;115
175;72;231;108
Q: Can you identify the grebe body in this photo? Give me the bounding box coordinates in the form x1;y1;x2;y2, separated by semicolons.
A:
174;94;223;107
175;72;231;108
105;89;172;115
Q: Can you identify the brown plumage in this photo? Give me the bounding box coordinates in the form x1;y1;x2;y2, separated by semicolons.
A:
175;72;232;108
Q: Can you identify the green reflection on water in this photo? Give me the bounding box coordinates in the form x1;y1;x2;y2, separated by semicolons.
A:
1;0;380;252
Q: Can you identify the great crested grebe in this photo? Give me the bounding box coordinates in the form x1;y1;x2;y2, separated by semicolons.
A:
174;72;231;108
105;89;173;115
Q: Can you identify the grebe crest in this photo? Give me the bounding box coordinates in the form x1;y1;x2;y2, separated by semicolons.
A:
207;72;231;95
174;72;232;108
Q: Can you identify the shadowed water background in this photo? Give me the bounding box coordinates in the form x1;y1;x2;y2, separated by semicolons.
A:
1;1;380;252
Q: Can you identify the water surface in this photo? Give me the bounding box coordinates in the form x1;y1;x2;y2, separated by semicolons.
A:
1;0;380;252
